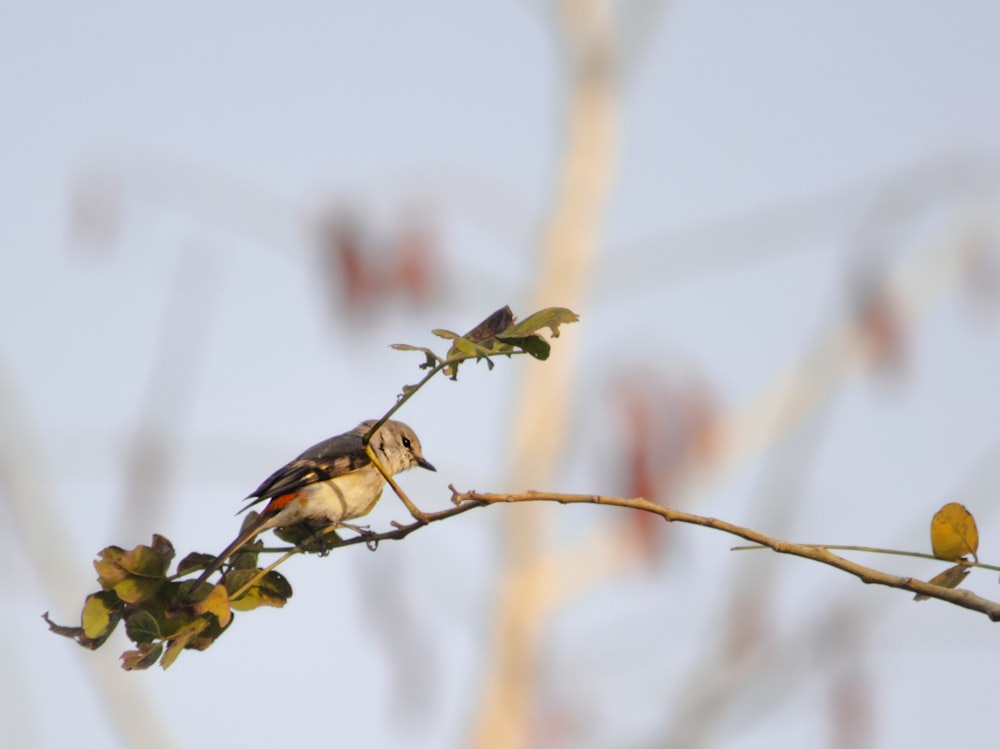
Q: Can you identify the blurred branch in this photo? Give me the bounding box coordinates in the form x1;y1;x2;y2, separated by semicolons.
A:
471;1;620;747
595;151;1000;300
710;213;982;481
72;153;302;253
119;247;219;539
0;363;177;748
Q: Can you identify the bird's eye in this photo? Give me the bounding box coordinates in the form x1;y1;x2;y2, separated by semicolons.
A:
402;437;412;448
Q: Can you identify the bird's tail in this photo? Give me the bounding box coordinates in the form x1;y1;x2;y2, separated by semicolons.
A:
191;515;271;590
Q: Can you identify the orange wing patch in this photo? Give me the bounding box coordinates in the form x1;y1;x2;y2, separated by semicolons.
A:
262;492;300;517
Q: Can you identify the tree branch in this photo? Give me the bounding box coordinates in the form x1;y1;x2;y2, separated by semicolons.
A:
447;488;1000;622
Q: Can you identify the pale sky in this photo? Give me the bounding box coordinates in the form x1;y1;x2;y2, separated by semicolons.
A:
4;3;1000;748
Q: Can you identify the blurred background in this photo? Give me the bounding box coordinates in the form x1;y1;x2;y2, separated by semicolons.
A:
4;2;1000;747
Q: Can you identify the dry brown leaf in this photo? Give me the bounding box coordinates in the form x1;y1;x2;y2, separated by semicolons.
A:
914;563;971;601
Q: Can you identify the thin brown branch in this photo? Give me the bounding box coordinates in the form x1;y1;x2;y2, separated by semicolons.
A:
448;488;1000;622
222;485;1000;624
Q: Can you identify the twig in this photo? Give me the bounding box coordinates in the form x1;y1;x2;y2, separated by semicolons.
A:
733;543;1000;574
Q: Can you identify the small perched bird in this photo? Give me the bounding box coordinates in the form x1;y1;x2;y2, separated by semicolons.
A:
193;419;434;588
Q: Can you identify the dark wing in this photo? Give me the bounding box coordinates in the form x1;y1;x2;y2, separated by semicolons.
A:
241;431;372;508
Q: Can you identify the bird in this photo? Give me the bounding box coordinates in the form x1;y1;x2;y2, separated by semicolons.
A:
192;419;434;589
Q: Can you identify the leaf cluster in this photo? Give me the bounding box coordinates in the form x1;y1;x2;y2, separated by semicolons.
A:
392;305;579;381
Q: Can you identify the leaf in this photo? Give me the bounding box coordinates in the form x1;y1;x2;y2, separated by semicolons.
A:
94;546;130;588
184;615;228;651
160;618;210;670
230;571;292;611
176;552;217;576
44;592;122;650
389;344;441;370
235;538;267;568
151;534;175;565
119;544;171;578
238;511;262;534
82;591;123;640
914;564;972;601
222;568;259;596
495;334;550;360
124;610;162;644
112;576;163;605
192;584;233;628
448;335;485;358
43;611;116;650
499;307;579;339
274;523;343;553
461;305;515;344
442;335;506;377
261;570;292;599
95;542;169;603
930;502;979;562
121;643;163;671
273;524;317;546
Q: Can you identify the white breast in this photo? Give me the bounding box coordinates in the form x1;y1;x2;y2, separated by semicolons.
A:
264;465;387;529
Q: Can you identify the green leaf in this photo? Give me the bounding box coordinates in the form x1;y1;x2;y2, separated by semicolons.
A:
160;617;211;669
184;615;228;652
112;576;163;605
124;610;162;644
231;547;262;571
121;643;163;671
230;571;292;611
496;334;550;360
149;584;198;639
82;591;122;640
274;523;343;553
176;552;217;576
222;568;259;596
449;335;484;358
262;570;292;599
95;542;169;603
94;546;129;588
389;344;441;370
273;524;315;546
238;511;262;534
442;336;504;378
119;544;170;578
500;307;579;339
44;592;123;650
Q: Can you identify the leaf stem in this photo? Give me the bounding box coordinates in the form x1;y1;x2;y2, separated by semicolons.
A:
731;543;1000;572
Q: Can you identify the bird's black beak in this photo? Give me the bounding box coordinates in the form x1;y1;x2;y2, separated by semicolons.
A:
417;457;436;472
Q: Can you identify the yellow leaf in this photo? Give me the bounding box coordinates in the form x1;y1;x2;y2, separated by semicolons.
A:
192;584;233;628
930;502;979;562
81;592;119;639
